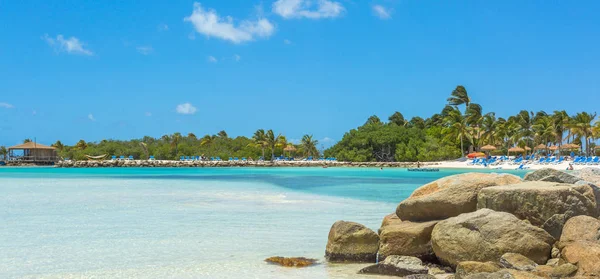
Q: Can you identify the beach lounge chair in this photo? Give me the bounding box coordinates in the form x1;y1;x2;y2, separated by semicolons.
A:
119;156;125;160
128;155;134;160
242;157;247;161
180;156;185;161
553;157;564;165
229;157;233;161
149;156;155;161
588;157;599;165
111;155;117;161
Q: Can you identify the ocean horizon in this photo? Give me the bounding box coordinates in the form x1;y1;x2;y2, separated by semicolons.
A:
1;167;523;278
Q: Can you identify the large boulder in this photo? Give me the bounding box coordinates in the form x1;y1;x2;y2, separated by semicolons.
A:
456;261;501;279
397;173;522;221
524;168;581;184
358;255;429;277
560;241;600;276
379;220;439;260
431;209;554;268
499;253;537;271
477;181;598;238
559;215;600;245
325;221;379;262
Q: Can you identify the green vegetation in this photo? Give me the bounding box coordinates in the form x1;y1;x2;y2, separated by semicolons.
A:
324;85;600;162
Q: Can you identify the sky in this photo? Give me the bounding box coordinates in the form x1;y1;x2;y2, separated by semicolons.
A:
1;0;599;147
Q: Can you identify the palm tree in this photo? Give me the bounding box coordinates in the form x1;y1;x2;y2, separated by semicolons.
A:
0;146;7;160
300;134;319;157
388;112;407;126
466;103;483;149
569;112;597;154
23;138;32;143
514;110;535;149
443;106;472;155
217;130;228;139
187;133;197;140
200;134;215;146
480;113;498;146
266;129;286;160
552;110;569;147
51;140;65;151
171;133;182;156
532;116;556;146
75;140;87;150
447;85;471;108
139;142;149;159
250;129;268;159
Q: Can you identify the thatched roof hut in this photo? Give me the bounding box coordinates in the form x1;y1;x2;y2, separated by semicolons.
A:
8;142;58;163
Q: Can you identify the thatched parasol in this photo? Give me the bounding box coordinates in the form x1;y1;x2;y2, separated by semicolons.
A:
525;146;532;151
480;145;497;151
561;143;580;150
534;144;547;150
549;145;559;151
508;147;525;153
284;145;297;157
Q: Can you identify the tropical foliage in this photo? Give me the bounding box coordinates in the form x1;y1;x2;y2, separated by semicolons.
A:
325;85;600;161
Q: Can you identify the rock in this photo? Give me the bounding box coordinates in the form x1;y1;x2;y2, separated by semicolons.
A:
379;220;439;260
464;270;544;279
533;265;553;278
551;263;578;277
456;261;501;279
264;256;318;267
572;167;600;185
499;253;537;271
379;213;402;234
477;181;598;238
404;275;437;279
524;168;581;184
546;259;559;267
559;215;600;246
431;209;554;267
551;247;560;259
435;275;455;279
358;255;428;277
325;220;379;262
561;241;600;276
397;173;522;222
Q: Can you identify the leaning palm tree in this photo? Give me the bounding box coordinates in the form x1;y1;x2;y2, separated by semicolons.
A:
300;134;319;157
265;130;286;160
447;85;471;108
466;103;483;149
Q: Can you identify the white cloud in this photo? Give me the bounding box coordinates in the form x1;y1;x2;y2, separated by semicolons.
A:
176;103;197;115
88;114;96;121
372;5;392;19
43;34;94;56
158;23;169;31
0;102;14;109
136;46;153;55
184;2;275;44
273;0;344;19
234;54;241;61
208;56;218;63
284;39;292;45
145;112;152;117
321;137;334;143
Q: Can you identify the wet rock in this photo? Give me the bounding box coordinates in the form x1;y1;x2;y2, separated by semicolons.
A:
431;209;554;267
325;220;379;262
524;168;582;184
499;253;537;271
358;255;429;277
397;173;522;222
264;256;318;267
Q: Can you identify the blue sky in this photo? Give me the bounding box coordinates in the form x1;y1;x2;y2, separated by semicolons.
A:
1;0;599;147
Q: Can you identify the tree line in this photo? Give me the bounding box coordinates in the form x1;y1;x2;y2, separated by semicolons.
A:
324;85;600;162
0;130;321;161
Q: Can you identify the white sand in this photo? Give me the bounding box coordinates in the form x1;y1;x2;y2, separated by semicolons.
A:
434;160;599;171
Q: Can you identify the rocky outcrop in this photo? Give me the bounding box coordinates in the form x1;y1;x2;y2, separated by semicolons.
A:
325;221;379;262
381;213;402;228
431;209;554;267
550;263;578;277
379;220;439;260
477;181;598;238
499;253;537;272
572;167;600;185
396;173;522;222
264;256;318;267
455;261;501;279
358;255;429;277
464;270;545;279
560;241;600;277
524;168;581;184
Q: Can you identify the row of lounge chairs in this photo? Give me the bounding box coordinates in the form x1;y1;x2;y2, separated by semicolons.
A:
573;156;600;165
111;155;156;161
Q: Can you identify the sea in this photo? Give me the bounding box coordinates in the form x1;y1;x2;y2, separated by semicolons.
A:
0;167;524;279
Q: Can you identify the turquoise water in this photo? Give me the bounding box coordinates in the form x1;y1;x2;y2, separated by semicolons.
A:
0;167;523;278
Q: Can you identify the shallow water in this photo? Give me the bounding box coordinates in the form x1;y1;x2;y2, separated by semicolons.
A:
0;167;523;278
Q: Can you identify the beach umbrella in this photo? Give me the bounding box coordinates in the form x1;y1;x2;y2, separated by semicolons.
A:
283;145;296;157
534;144;547;150
480;145;497;151
561;143;580;150
549;145;559;151
508;147;525;153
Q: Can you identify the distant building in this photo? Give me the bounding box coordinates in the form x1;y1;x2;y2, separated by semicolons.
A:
8;142;59;164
